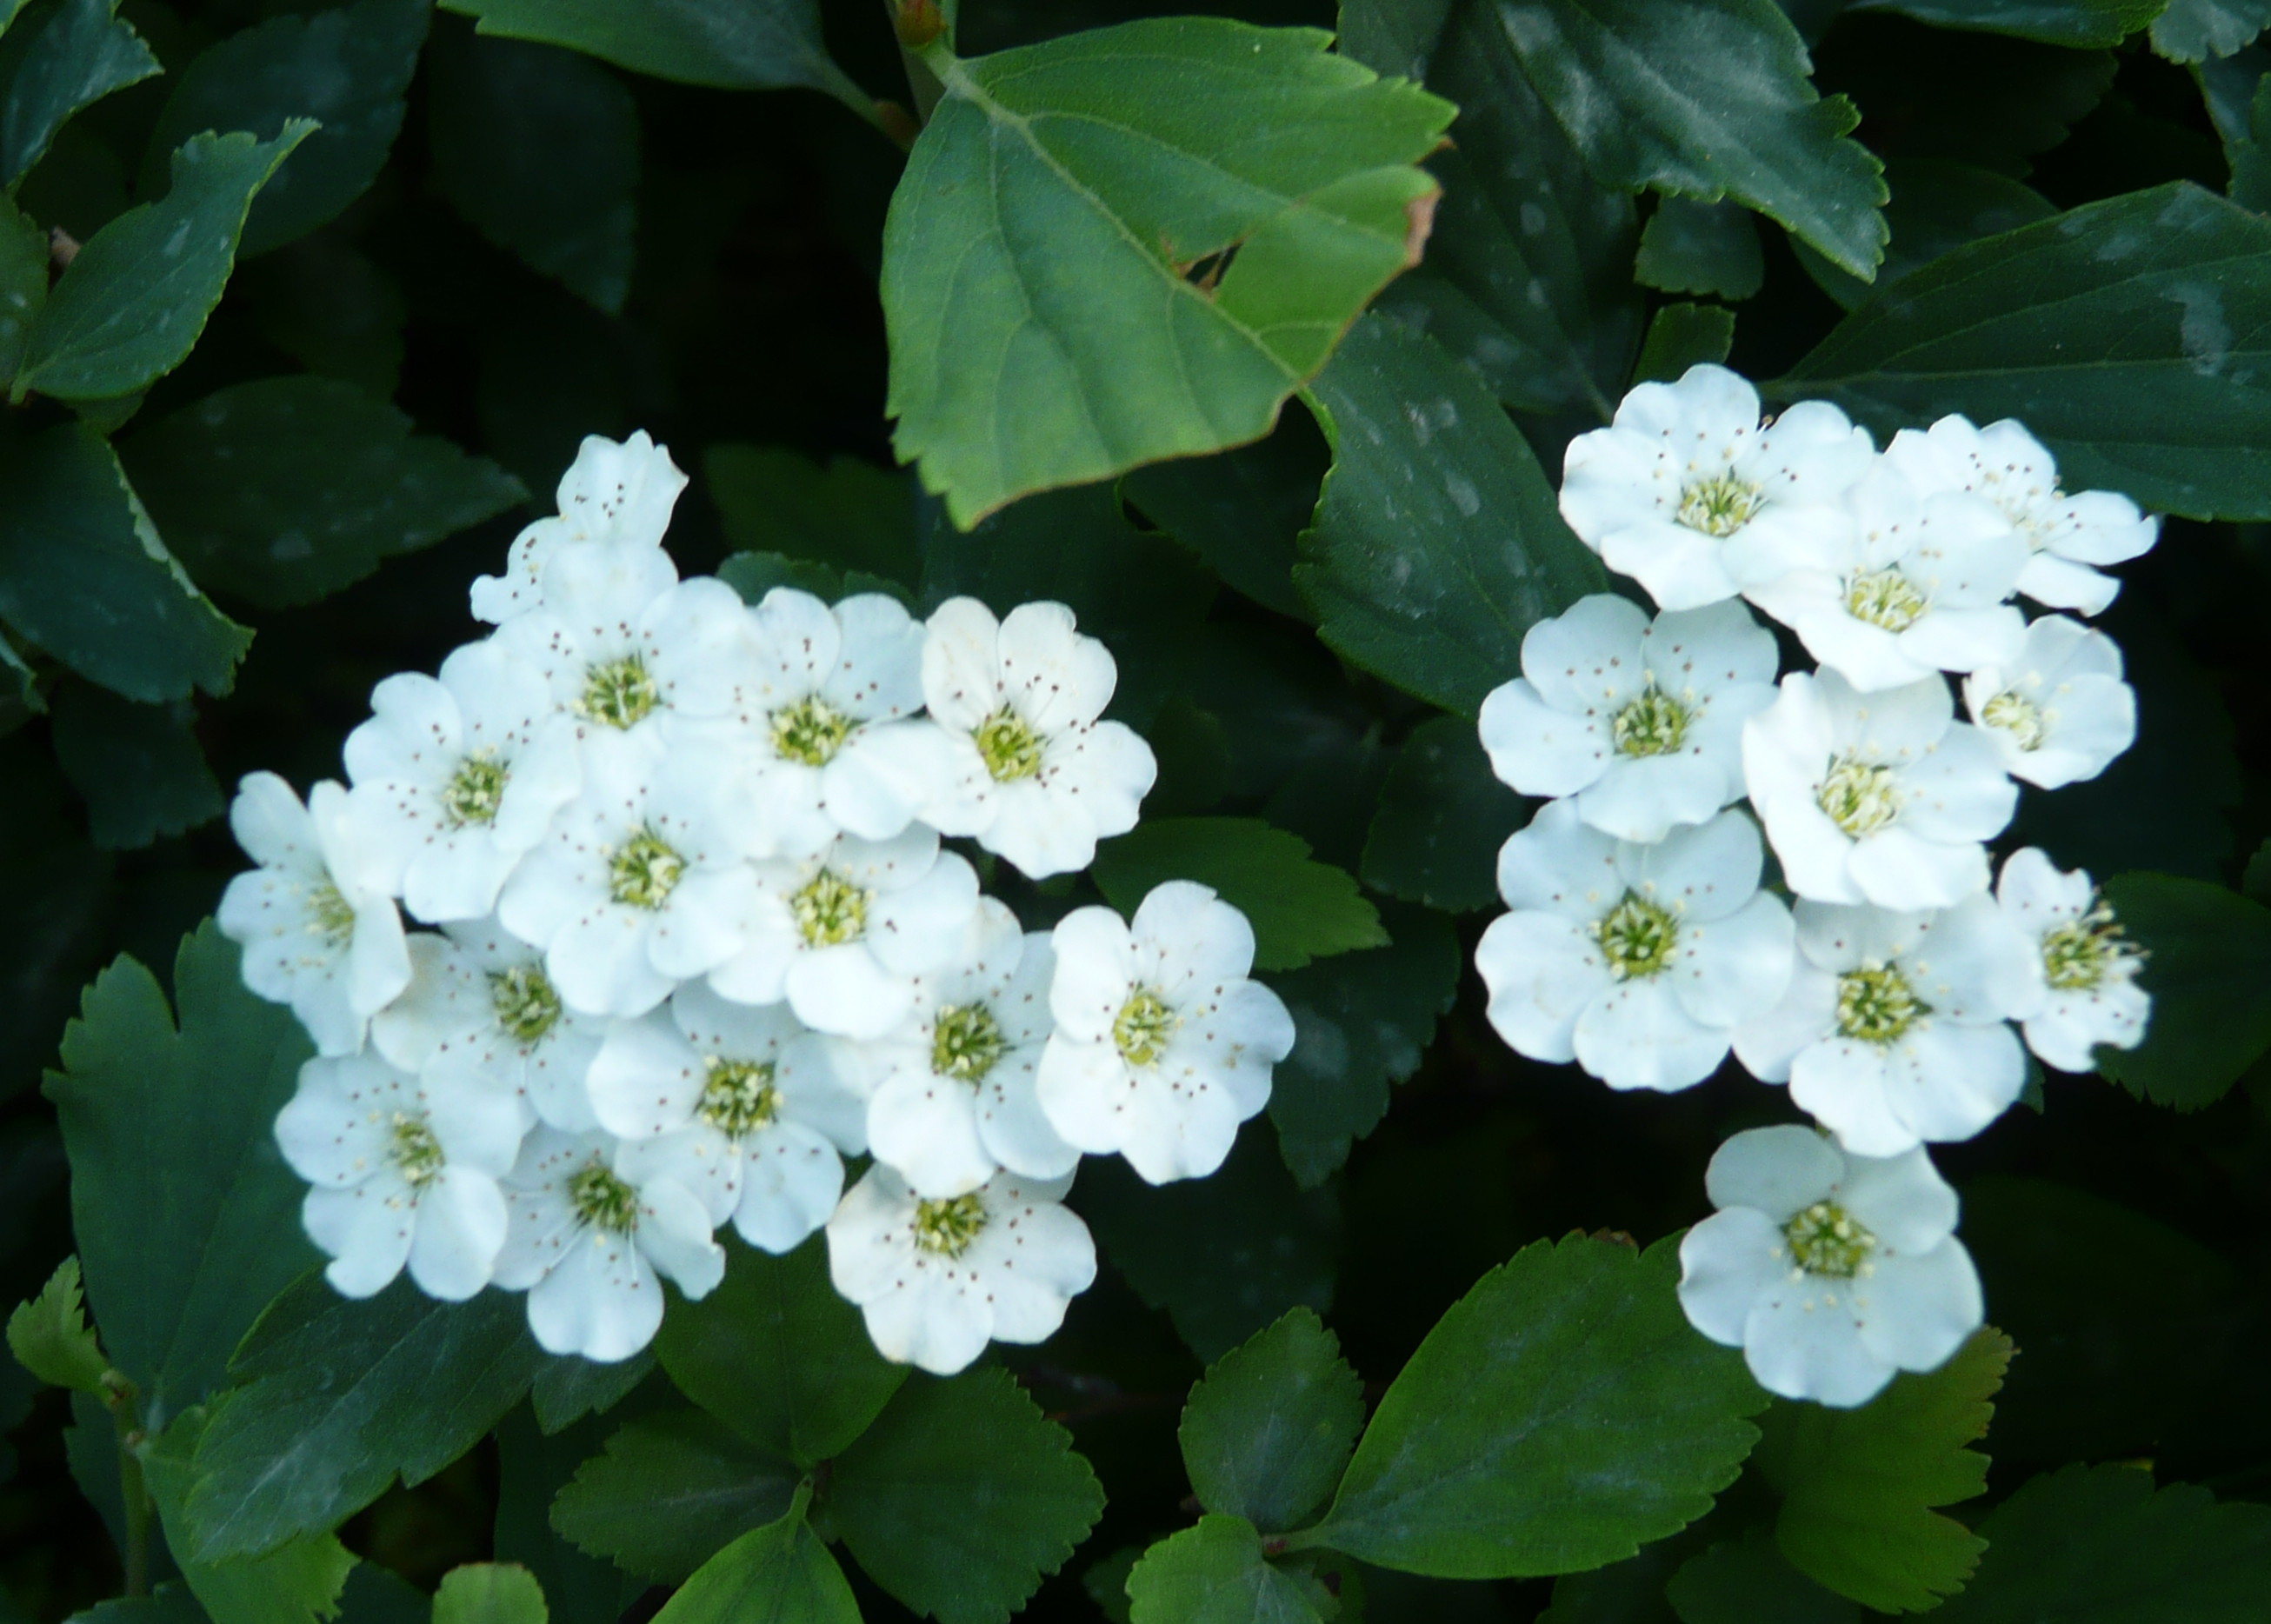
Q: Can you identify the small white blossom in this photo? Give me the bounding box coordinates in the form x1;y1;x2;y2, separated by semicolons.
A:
1881;415;2157;616
344;641;582;923
1961;616;2136;789
1679;1125;1983;1408
826;1164;1096;1375
219;773;411;1057
918;598;1156;880
1743;669;2016;909
1474;802;1795;1091
1477;595;1778;842
1035;882;1295;1185
1733;897;2040;1155
1558;364;1876;611
1995;848;2149;1072
494;1127;725;1361
471;431;689;624
275;1051;523;1301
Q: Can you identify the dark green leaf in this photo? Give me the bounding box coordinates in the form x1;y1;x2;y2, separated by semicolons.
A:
1753;1328;2010;1611
706;444;919;589
2231;75;2271;213
49;681;219;849
16;125;312;401
1302;1236;1767;1578
882;17;1456;526
1631;302;1736;384
1084;1547;1142;1624
1266;906;1462;1188
0;0;158;188
654;1237;906;1469
439;0;867;108
1295;314;1608;716
1540;1541;1688;1624
6;1255;109;1393
430;33;639;314
1180;1308;1364;1533
1782;183;2271;521
339;1563;430;1624
73;1588;212;1624
1335;0;1455;78
2151;0;2271;60
1091;816;1385;973
0;190;45;384
236;238;407;398
2095;873;2271;1109
550;1408;800;1584
431;1565;548;1624
180;1276;547;1561
143;1414;359;1624
1932;1464;2271;1621
495;1406;623;1624
1128;1515;1331;1624
529;1350;651;1435
121;376;524;610
716;550;862;606
145;0;430;257
1795;158;2057;311
1122;416;1329;622
651;1497;862;1624
1814;23;2114;179
1635;200;1763;301
1667;1530;1860;1624
1852;0;2162;47
1362;716;1523;914
43;922;314;1428
832;1368;1105;1624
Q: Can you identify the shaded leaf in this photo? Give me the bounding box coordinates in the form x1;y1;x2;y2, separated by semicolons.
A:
2095;873;2271;1109
706;444;919;589
1667;1530;1859;1624
1855;0;2163;47
1122;416;1329;622
48;681;221;850
236;239;407;398
1814;22;2114;179
440;0;867;108
0;0;158;188
1129;1516;1331;1624
1362;715;1524;914
0;190;46;383
549;1408;800;1584
431;1566;547;1624
1632;302;1736;383
1091;816;1385;973
1635;200;1763;301
6;1255;108;1393
1180;1308;1364;1533
529;1350;651;1435
494;1406;623;1624
144;1414;359;1624
2150;0;2271;60
1795;157;2057;311
651;1498;862;1624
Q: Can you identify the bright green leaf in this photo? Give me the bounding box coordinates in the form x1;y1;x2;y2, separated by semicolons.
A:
7;1255;109;1393
0;0;158;188
1362;715;1524;914
48;682;221;849
1636;200;1763;301
1128;1515;1331;1624
17;125;312;401
2095;873;2271;1109
529;1351;651;1436
831;1368;1105;1624
882;17;1456;527
431;1566;547;1624
0;190;45;383
650;1497;862;1624
1121;421;1328;622
706;444;919;589
1795;158;2057;312
1667;1529;1860;1624
439;0;868;109
549;1408;800;1584
1302;1235;1768;1579
1854;0;2165;48
1295;313;1608;716
1632;302;1736;384
1091;816;1385;973
121;376;524;610
2150;0;2271;60
1180;1308;1364;1534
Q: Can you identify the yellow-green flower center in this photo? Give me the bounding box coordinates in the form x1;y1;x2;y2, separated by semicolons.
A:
581;655;660;730
441;751;510;826
489;964;563;1044
1113;987;1179;1067
2041;899;2136;992
608;826;685;910
390;1114;445;1188
1844;568;1929;633
974;706;1044;782
1613;682;1689;758
1981;690;2047;753
568;1162;640;1234
1836;964;1929;1044
791;868;870;947
932;1002;1007;1082
1783;1200;1875;1278
1595;892;1678;979
698;1056;780;1136
309;882;356;947
1676;472;1763;537
769;696;856;767
914;1192;988;1258
1816;757;1902;838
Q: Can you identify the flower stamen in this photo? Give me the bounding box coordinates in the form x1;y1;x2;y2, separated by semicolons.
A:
580;656;660;730
933;1002;1007;1083
698;1056;780;1136
441;751;511;825
974;706;1044;782
568;1162;640;1235
1836;964;1929;1044
608;826;685;910
769;696;856;767
1981;690;2048;753
914;1192;988;1258
1844;569;1929;633
1612;682;1689;758
489;964;563;1044
1783;1200;1875;1278
1676;472;1764;537
390;1114;445;1188
1595;893;1678;980
1816;757;1902;838
1113;988;1178;1067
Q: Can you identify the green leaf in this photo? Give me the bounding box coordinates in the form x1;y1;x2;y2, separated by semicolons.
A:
650;1496;862;1624
430;34;639;314
16;125;313;401
1635;200;1763;301
180;1275;548;1562
431;1566;547;1624
71;1587;210;1624
1295;313;1607;717
1180;1308;1363;1534
549;1408;800;1584
439;0;867;110
1822;25;2115;180
1931;1464;2271;1621
495;1407;621;1624
0;190;45;384
2095;873;2271;1109
1362;715;1524;914
1091;816;1385;973
145;1414;360;1624
654;1237;906;1468
1489;0;1887;279
1540;1541;1688;1624
1128;1515;1331;1624
1854;0;2164;47
1781;183;2271;521
1794;158;2057;312
6;1255;109;1393
2151;0;2271;60
120;376;524;610
1753;1328;2011;1612
43;921;315;1427
236;238;408;398
706;444;919;589
716;550;852;607
882;17;1456;527
831;1368;1105;1624
144;0;431;256
342;1564;431;1624
1302;1236;1768;1579
0;0;159;188
1631;302;1735;385
48;682;221;849
1121;419;1328;622
529;1350;651;1435
1266;905;1462;1188
1667;1530;1860;1624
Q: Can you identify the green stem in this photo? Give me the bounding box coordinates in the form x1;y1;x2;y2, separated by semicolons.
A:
100;1370;150;1599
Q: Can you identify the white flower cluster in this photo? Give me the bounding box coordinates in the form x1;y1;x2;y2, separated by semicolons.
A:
222;433;1295;1374
1477;366;2156;1406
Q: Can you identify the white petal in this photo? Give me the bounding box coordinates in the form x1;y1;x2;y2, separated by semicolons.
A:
406;1168;509;1300
1705;1123;1841;1218
1676;1207;1786;1345
1855;1241;1983;1374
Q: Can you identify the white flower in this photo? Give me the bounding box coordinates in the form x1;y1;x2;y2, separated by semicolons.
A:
1881;415;2157;616
1995;848;2149;1072
1473;802;1794;1091
344;641;583;923
1961;616;2136;789
471;431;689;624
497;731;759;1018
825;1164;1096;1375
1733;896;2039;1155
370;922;608;1131
706;826;981;1041
1679;1126;1984;1407
1738;460;2027;692
274;1051;523;1301
1035;882;1295;1184
723;588;949;856
1558;364;1875;611
585;983;861;1253
1477;595;1777;842
860;899;1077;1198
917;598;1156;880
494;1127;725;1362
219;773;411;1057
1743;669;2015;909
